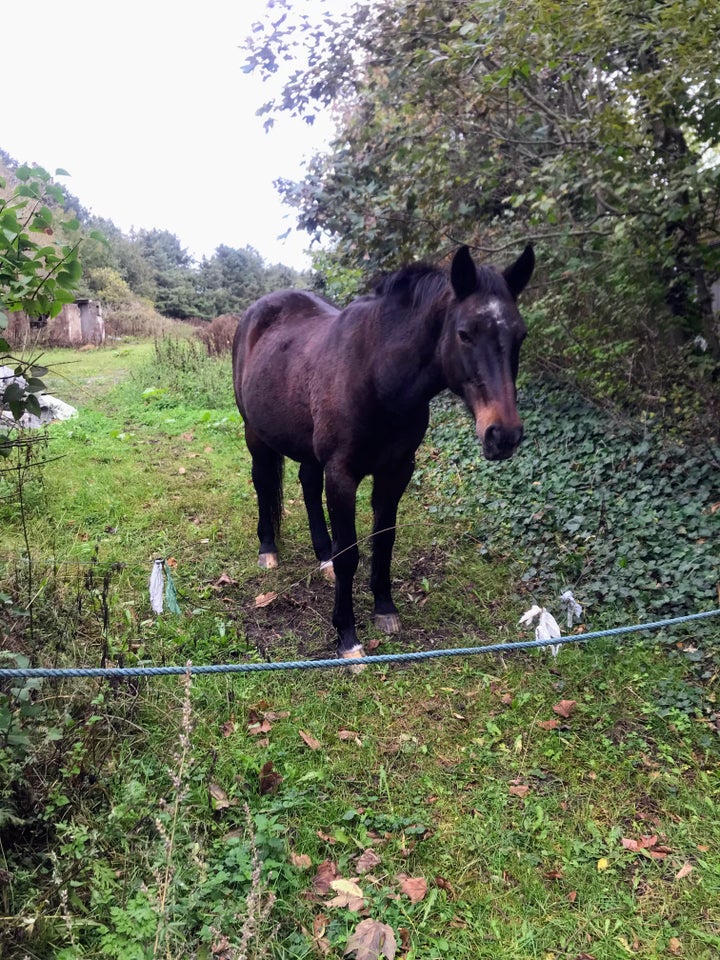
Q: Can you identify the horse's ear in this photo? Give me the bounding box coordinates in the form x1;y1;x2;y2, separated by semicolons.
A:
450;245;479;301
503;244;535;300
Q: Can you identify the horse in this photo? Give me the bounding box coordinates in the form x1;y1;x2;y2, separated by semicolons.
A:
232;244;534;662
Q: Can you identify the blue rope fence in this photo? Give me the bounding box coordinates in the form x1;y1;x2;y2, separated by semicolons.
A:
1;609;718;680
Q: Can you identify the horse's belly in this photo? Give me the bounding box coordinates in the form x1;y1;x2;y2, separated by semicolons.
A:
241;361;315;463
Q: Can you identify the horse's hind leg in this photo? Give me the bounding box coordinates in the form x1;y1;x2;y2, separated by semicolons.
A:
245;426;283;568
370;458;415;634
299;460;334;579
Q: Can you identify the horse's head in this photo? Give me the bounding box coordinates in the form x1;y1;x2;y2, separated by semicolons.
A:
442;244;534;461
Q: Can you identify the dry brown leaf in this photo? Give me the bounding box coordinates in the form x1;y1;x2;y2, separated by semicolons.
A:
258;761;283;795
312;860;339;894
290;851;313;870
299;729;322;751
538;718;560;730
435;876;455;896
675;862;693;880
356;849;382;874
255;591;278;608
220;719;236;737
344;918;397;960
338;729;362;744
567;890;577;903
397;874;428;903
311;914;332;957
621;835;658;852
327;878;365;911
208;783;234;810
178;466;187;475
509;784;530;798
668;937;682;955
552;699;577;718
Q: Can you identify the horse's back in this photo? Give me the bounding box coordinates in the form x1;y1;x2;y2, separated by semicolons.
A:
233;289;340;449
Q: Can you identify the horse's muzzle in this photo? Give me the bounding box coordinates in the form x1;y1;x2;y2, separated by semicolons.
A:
481;423;524;461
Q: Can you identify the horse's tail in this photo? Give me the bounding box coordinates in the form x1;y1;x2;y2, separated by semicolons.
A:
268;452;285;542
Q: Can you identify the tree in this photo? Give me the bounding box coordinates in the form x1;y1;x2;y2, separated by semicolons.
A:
0;164;93;437
244;0;720;410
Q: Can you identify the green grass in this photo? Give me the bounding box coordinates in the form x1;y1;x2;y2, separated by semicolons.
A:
1;343;718;959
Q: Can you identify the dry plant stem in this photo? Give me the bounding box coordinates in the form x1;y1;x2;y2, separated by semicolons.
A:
152;663;193;960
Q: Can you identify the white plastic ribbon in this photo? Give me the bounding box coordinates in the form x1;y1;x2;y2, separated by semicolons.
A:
519;604;562;657
149;559;165;614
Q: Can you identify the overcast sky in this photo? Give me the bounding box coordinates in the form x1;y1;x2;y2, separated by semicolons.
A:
2;0;342;270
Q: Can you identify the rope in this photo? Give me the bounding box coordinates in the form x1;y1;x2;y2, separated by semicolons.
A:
1;609;718;680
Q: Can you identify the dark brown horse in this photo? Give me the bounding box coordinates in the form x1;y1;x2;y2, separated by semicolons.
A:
233;244;534;662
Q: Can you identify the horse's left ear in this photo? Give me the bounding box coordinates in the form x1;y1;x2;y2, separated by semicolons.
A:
450;245;479;301
503;244;535;300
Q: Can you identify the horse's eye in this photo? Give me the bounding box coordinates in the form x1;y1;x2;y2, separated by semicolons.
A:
458;329;472;344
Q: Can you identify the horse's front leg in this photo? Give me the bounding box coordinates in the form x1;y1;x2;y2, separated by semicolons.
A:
370;458;415;634
324;462;362;660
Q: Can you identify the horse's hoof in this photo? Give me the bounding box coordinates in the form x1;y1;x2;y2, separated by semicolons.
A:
374;613;401;635
340;646;366;674
258;552;279;569
319;560;335;582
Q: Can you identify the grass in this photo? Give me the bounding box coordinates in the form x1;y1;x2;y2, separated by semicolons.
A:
0;342;718;959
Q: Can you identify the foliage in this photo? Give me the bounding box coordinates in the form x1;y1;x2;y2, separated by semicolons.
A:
0;164;93;445
416;384;720;670
243;0;720;423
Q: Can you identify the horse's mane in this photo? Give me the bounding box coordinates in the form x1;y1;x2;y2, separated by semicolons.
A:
373;260;510;314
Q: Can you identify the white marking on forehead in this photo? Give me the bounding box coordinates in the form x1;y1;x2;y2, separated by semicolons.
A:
480;298;507;325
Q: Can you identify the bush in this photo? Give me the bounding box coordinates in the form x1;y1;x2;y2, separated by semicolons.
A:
195;314;240;357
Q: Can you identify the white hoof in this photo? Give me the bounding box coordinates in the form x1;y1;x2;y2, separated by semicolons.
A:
340;645;366;674
319;560;335;582
258;552;278;569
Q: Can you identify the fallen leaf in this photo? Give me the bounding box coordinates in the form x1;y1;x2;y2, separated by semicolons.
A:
366;638;381;651
538;718;560;730
544;869;564;880
675;861;693;880
327;878;365;911
552;699;577;718
259;761;283;795
300;729;322;751
668;937;682;955
621;835;658;852
178;466;187;475
509;784;530;798
344;918;397;960
567;890;577;903
338;729;363;745
220;719;236;737
397;874;427;903
331;879;363;896
181;432;194;442
356;849;382;874
313;860;339;894
255;591;278;608
435;876;455;896
317;829;337;844
212;572;238;589
501;692;513;706
290;851;312;870
208;783;234;810
311;914;332;956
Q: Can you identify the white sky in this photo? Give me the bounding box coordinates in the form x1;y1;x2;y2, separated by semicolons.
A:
2;0;342;270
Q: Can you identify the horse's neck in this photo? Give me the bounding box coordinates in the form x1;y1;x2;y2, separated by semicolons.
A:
374;302;448;409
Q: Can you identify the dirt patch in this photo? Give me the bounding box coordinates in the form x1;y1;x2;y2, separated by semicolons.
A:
234;548;490;662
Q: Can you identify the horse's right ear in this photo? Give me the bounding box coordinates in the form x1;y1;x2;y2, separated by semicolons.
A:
503;244;535;300
450;245;479;301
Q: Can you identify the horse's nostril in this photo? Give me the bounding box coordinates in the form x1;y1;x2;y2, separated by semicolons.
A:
483;423;524;460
